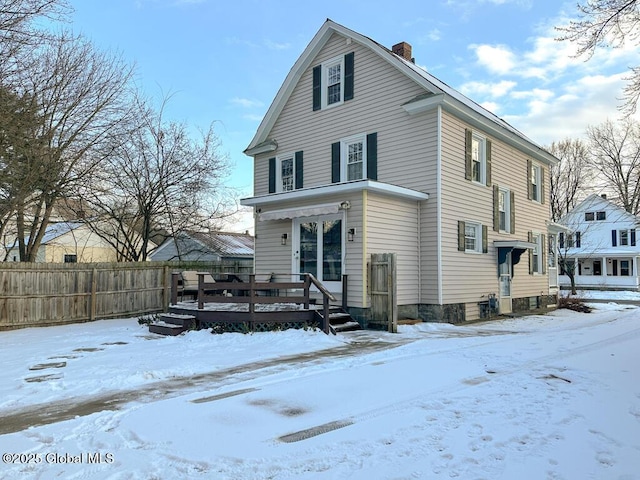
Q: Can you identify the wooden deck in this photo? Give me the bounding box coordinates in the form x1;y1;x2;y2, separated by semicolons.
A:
166;273;349;334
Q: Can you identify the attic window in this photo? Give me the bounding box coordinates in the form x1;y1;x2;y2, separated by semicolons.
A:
312;52;354;111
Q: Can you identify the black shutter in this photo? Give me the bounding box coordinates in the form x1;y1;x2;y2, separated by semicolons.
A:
612;229;617;247
312;65;321;111
559;232;565;249
576;231;581;248
485;139;492;186
331;142;341;183
268;157;276;193
527;159;532;200
294;151;303;189
613;259;618;276
482;225;488;253
632;229;636;246
344;52;354;101
493;185;499;232
510;190;516;234
464;129;472;180
366;132;377;180
458;221;465;252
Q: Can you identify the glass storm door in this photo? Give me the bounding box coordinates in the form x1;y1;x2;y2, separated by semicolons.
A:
294;215;343;291
499;251;512;314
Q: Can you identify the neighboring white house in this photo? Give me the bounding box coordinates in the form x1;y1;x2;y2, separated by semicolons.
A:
558;194;640;290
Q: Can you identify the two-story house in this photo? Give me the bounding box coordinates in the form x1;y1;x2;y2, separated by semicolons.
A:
241;20;559;324
558;194;640;290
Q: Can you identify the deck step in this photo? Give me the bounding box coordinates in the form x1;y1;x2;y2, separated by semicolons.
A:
148;313;196;336
158;313;196;329
332;321;361;332
149;322;189;336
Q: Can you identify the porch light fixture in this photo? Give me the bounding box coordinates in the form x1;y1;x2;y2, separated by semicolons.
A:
339;201;351;210
281;233;288;245
348;227;356;241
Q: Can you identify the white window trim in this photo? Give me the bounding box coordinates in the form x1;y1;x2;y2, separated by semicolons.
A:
275;153;295;193
620;229;630;246
531;163;542;203
464;221;482;254
499;187;511;233
340;133;367;182
471;133;486;186
322;55;344;110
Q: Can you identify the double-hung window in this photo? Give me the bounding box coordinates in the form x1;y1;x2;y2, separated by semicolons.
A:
529;232;544;274
332;133;377;183
325;60;342;106
530;165;542;202
268;151;303;193
499;188;510;232
313;53;354;111
278;154;294;192
346;138;364;180
471;135;485;184
465;129;490;186
458;221;485;254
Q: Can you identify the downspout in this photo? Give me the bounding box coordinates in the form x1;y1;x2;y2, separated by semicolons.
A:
417;200;421;304
437;105;443;305
362;189;368;308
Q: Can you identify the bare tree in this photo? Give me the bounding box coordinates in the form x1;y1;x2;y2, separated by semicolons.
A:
77;95;233;262
8;31;135;261
0;0;70;78
556;0;640;115
548;138;593;222
587;118;640;214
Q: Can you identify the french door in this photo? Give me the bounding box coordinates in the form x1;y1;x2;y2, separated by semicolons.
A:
293;214;344;291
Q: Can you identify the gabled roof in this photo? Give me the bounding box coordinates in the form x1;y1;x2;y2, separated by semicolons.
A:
40;222;84;244
188;231;254;258
245;19;557;166
561;194;639;224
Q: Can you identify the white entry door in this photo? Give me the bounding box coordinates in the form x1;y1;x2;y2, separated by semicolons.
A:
293;214;344;291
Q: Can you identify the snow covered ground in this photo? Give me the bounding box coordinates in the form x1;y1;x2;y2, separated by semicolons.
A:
0;294;639;479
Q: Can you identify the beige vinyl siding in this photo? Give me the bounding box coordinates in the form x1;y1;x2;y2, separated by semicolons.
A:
44;229;117;263
253;193;365;303
254;32;430;196
365;192;420;306
439;110;550;308
254;218;292;278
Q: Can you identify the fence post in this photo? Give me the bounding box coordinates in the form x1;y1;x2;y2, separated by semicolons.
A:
249;274;256;330
162;266;169;311
90;268;97;321
342;274;348;310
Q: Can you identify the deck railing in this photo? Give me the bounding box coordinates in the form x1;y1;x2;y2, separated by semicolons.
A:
170;272;338;333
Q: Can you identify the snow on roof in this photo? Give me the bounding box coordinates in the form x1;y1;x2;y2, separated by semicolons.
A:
38;222;85;244
188;231;254;258
245;19;557;166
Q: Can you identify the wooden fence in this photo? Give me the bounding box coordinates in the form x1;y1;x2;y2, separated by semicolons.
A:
0;260;253;330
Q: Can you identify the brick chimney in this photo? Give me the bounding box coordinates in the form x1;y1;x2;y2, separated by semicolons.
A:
392;41;413;63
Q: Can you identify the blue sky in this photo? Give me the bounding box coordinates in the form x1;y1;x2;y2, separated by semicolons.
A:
68;0;640;231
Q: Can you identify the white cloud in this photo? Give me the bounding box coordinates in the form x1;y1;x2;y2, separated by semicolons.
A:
243;113;264;122
230;98;264;109
472;44;517;75
504;72;632;145
264;40;291;51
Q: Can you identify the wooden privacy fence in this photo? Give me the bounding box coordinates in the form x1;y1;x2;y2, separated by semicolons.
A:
0;260;253;330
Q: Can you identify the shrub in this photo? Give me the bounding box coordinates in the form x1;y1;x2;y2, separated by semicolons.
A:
557;294;592;313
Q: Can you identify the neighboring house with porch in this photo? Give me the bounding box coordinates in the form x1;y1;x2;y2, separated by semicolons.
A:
5;222;118;263
150;231;254;263
558;194;640;290
241;20;559;324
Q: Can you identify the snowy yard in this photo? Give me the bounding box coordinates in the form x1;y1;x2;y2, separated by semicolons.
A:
0;294;639;479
